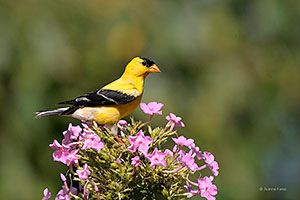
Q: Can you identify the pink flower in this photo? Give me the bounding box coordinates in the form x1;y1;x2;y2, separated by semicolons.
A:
117;120;128;136
140;102;164;116
64;149;79;166
50;139;64;150
164;149;174;157
191;144;203;159
172;136;194;147
42;188;51;200
81;130;104;151
166;113;185;130
209;161;219;176
56;174;77;200
184;183;198;198
62;123;82;145
178;151;198;172
56;189;69;200
172;145;178;152
203;152;214;163
203;151;219;176
128;130;153;155
131;156;141;167
191;144;203;160
49;140;79;166
60;173;67;182
198;176;218;200
117;120;128;130
49;140;67;160
147;148;167;167
76;164;91;180
94;184;99;192
56;187;77;200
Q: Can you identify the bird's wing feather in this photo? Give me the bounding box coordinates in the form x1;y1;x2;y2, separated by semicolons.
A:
58;89;137;107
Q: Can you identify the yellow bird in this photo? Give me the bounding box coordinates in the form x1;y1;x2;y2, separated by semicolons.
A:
36;57;160;125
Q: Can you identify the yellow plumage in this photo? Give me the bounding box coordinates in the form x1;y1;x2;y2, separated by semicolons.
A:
36;57;160;125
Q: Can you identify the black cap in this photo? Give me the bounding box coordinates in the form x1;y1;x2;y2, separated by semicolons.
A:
140;56;155;68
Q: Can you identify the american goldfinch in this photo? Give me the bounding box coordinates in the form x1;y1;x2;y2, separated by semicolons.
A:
36;57;160;125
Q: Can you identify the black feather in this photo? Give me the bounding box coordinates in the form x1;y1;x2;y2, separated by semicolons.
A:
58;89;137;107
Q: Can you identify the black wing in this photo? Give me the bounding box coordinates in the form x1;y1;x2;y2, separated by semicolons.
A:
58;89;137;107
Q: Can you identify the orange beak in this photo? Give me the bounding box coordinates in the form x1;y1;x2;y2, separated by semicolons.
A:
149;64;161;73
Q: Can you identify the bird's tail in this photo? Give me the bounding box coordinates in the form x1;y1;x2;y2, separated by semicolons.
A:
35;107;69;118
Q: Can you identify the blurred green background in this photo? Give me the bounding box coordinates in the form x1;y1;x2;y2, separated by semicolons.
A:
0;0;299;199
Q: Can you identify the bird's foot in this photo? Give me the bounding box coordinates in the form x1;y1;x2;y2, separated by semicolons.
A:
104;124;124;144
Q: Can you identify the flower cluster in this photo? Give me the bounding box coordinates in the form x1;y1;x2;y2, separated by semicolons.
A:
45;124;102;199
49;124;104;166
42;102;219;200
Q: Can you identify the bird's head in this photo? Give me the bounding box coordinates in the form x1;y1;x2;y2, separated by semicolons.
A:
123;57;160;77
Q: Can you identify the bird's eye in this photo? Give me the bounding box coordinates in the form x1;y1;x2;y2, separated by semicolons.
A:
140;56;155;68
142;60;149;67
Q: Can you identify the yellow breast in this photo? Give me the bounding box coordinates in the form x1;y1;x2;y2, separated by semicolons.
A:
115;96;142;118
94;96;142;124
